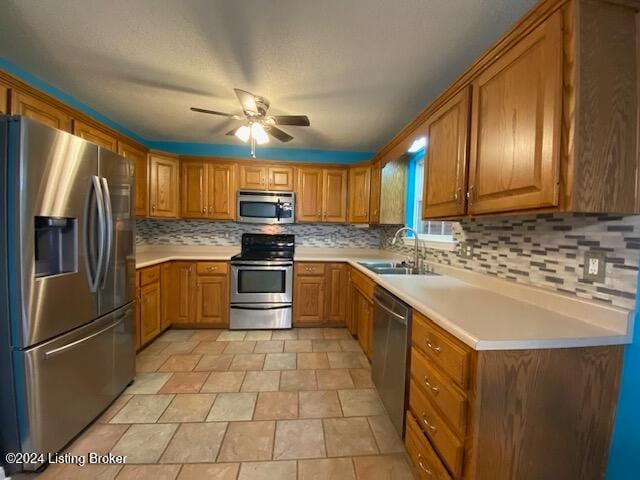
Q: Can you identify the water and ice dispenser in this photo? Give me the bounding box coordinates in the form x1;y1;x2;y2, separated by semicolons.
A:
34;216;77;278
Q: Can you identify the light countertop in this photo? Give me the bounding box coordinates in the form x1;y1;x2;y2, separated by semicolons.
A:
135;245;633;351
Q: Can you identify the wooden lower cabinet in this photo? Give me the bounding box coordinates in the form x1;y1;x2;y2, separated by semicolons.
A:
406;310;623;480
195;262;229;326
139;281;161;347
293;262;349;326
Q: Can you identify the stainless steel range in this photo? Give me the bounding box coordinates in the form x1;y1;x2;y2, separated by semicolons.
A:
230;234;294;329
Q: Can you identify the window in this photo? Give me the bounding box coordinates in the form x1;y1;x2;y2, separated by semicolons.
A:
405;152;454;244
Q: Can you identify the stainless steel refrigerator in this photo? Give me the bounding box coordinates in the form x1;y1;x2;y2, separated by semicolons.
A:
0;116;136;472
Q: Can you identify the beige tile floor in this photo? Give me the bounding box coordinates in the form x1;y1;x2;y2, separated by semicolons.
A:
28;327;417;479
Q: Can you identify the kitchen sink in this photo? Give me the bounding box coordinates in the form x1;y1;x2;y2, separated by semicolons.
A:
358;262;439;276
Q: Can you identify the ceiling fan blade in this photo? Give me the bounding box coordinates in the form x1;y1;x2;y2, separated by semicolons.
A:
191;107;240;119
265;125;294;143
226;127;241;136
271;115;310;127
234;88;259;115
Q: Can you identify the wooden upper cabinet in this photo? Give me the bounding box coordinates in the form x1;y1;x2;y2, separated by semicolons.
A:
323;168;348;223
296;168;323;222
368;163;381;224
73;120;118;152
149;153;180;218
208;163;236;220
181;161;208;218
423;87;471;219
348;166;371;223
468;12;562;215
268;166;295;191
239;164;294;191
118;142;148;217
0;84;8;114
10;90;71;132
239;165;267;190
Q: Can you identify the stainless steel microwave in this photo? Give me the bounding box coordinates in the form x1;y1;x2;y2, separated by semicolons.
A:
236;190;295;224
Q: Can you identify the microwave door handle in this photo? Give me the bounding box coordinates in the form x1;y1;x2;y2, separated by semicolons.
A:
99;177;113;289
276;200;282;222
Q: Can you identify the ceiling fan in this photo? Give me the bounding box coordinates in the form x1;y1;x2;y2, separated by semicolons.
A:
191;88;311;158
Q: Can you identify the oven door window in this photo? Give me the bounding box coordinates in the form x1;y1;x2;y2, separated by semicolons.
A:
238;269;286;294
240;201;278;219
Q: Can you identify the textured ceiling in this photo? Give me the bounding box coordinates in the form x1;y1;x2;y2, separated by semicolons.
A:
0;0;536;152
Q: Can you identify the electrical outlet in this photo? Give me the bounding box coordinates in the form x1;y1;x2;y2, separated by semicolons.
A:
583;251;606;282
459;242;474;259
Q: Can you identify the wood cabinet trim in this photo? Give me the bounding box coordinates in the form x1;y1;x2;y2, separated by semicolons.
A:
73;119;118;151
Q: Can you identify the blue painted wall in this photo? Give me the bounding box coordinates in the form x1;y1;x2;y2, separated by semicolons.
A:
0;58;373;164
606;303;640;479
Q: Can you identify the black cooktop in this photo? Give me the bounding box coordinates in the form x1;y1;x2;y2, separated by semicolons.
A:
231;233;295;262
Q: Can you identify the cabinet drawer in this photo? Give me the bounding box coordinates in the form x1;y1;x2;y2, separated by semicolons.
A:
350;267;375;300
405;411;453;480
296;262;325;276
413;312;472;389
140;266;161;286
410;379;464;477
196;262;229;276
411;347;467;435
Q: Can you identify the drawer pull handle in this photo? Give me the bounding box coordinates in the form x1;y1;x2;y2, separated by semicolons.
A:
417;454;433;476
421;413;437;433
206;266;217;272
426;340;441;354
423;376;440;395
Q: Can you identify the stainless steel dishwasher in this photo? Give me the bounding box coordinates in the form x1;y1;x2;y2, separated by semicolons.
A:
372;286;411;438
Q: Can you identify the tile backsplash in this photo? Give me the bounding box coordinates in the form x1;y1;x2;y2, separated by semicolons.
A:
381;214;640;310
137;214;640;310
136;219;381;249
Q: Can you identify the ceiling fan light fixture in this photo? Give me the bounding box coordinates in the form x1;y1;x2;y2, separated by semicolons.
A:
235;125;251;143
251;122;270;145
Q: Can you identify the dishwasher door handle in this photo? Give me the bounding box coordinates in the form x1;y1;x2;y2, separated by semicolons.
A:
374;299;407;323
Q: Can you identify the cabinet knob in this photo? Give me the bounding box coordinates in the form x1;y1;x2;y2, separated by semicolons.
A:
209;206;212;214
467;185;475;205
202;207;206;213
152;204;157;211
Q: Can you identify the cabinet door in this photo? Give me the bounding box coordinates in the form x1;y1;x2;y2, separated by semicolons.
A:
296;167;323;222
294;275;325;324
118;142;148;217
161;263;172;330
172;262;194;324
195;275;228;325
423;87;471;219
323;168;348;223
73;120;118;152
369;163;382;224
149;154;180;218
468;12;562;215
0;84;8;114
268;166;295;191
326;263;348;324
357;295;373;358
208;163;236;220
239;165;267;190
11;91;72;132
140;282;161;345
348;166;371;223
181;161;208;218
135;271;141;349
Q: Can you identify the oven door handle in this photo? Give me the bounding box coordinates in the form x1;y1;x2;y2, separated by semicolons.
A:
231;304;292;311
231;263;293;268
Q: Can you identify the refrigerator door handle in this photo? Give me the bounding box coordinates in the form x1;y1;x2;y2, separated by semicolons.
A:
85;176;106;293
99;177;113;290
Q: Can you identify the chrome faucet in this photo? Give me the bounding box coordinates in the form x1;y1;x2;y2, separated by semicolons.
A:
391;227;422;272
